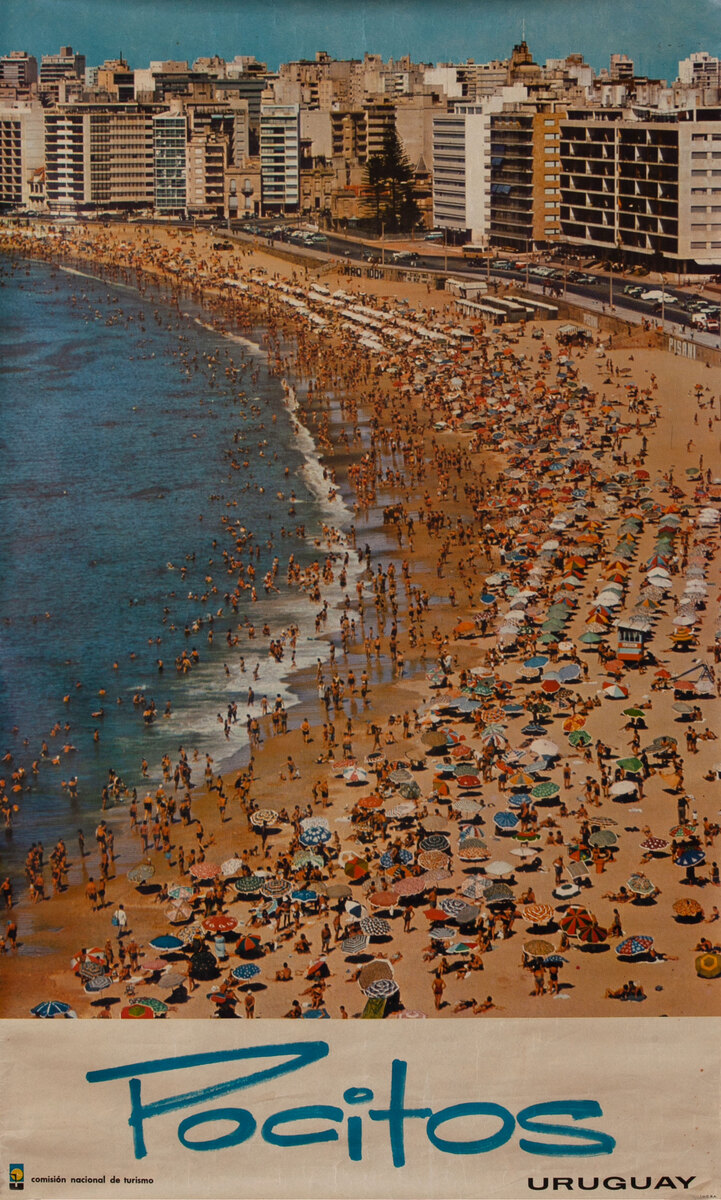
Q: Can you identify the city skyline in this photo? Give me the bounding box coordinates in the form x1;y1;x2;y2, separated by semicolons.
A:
3;0;721;80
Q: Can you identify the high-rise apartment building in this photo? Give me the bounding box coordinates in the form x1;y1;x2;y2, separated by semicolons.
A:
259;103;299;211
153;111;187;213
559;108;721;268
0;100;45;208
44;104;156;211
0;51;38;92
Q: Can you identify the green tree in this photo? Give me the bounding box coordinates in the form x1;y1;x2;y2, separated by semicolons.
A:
363;127;421;233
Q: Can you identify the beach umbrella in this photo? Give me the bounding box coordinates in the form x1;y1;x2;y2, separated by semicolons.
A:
202;914;238;934
78;959;108;979
386;802;417;819
358;960;394;989
342;934;369;956
438;898;470;919
301;815;330;830
640;836;668;853
672;898;703;918
367;890;400;909
559;909;595;937
422;729;449;749
617;757;644;774
121;1003;155;1019
524;656;549;670
176;922;205;945
458;838;488;860
669;823;698;839
31;1001;73;1018
292;850;324;870
250;808;280;827
84;975;111;993
568;730;592;747
260;879;291;898
291;889;318;905
344;857;370;881
165;901;193;924
695;953;721;979
485;860;515;877
389;768;413;785
578;924;608;945
429;921;458;940
140;959;169;974
299;826;331;847
603;683;629;700
453;798;484;816
221;857;245;878
71;947;106;970
523;904;554;925
167;884;194;901
324;882;352;899
127;863;155;884
363;977;400;998
530;737;560;758
189;862;220;880
344;899;366;920
360;916;391;937
493;811;519;831
484;882;515;904
524;939;555;958
674;848;705;868
418;850;450;871
343;766;369;785
134;996;169;1016
589;830;617;848
236;934;263;957
511;843;540;860
532;782;560;800
446;942;476;955
149;934;184;952
616;935;654;958
393;875;433;896
419;834;451;853
609;780;637;798
399;782;421;800
233;875;263;894
231;963;261;982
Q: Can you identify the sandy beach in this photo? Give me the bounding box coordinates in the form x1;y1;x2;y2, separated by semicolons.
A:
1;219;720;1023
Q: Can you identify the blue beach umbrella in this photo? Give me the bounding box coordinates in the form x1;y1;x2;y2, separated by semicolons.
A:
232;964;261;981
300;826;331;847
493;811;519;830
31;1000;72;1018
149;935;184;951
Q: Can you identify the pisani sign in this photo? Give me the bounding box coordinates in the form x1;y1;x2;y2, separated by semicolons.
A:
668;335;697;359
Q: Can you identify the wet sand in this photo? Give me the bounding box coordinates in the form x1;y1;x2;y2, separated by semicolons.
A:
1;219;720;1022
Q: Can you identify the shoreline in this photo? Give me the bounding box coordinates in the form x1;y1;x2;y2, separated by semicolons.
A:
1;219;720;1021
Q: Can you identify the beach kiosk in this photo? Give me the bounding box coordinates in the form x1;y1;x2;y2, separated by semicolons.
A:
616;616;653;666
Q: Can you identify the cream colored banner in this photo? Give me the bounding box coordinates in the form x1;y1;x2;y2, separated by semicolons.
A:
1;1018;719;1200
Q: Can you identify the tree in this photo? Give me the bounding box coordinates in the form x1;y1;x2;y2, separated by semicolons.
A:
362;127;421;234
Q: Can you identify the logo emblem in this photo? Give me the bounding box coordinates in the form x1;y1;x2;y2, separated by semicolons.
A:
9;1164;24;1190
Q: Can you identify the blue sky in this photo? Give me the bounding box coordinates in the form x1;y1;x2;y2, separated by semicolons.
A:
2;0;720;78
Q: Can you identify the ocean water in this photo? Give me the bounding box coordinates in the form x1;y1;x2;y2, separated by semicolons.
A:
0;254;358;881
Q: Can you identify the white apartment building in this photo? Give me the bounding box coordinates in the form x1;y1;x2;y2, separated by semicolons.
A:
559;109;721;269
431;88;526;244
153;111;187;213
259;103;299;210
0;100;45;208
44;105;156;212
